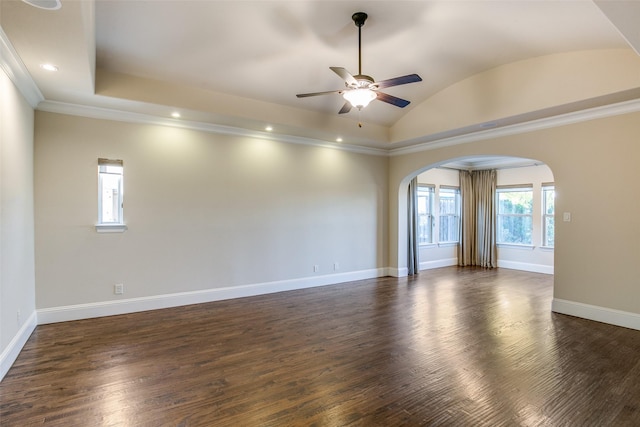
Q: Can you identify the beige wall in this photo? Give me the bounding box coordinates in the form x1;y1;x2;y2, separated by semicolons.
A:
389;111;640;315
0;69;35;363
34;112;388;308
34;109;640;320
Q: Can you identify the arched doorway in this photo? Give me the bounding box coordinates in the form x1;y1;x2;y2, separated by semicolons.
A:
395;155;555;276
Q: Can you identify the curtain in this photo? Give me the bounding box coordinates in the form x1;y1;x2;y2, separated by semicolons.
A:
458;170;475;266
474;170;497;268
458;169;497;268
407;177;419;275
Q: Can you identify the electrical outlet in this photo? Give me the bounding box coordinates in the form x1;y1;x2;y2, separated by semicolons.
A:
313;265;319;273
334;262;339;271
114;283;124;295
17;310;21;325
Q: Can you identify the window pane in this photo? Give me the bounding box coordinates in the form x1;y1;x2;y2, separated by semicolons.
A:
417;186;433;244
99;163;123;225
100;173;121;223
418;214;432;244
438;188;460;243
498;190;533;214
544;216;555;247
497;188;532;245
417;195;427;215
497;215;532;244
542;187;554;247
439;215;459;242
543;188;555;215
100;165;123;174
439;192;455;214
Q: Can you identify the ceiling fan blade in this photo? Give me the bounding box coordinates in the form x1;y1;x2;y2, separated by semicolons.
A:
330;67;358;86
376;92;411;108
338;102;352;114
375;74;422;89
296;90;343;98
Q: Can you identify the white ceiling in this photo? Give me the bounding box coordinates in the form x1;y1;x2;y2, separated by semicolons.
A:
1;0;639;154
93;0;624;124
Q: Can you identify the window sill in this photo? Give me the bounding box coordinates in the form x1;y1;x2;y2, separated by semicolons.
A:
95;224;128;233
497;243;535;250
438;242;459;248
539;246;555;251
419;243;437;248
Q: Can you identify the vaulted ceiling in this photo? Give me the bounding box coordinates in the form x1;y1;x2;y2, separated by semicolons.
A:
2;0;640;153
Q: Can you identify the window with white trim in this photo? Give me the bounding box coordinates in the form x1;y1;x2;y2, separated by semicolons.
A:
98;158;124;226
438;186;460;243
417;185;434;244
497;186;533;245
542;184;555;247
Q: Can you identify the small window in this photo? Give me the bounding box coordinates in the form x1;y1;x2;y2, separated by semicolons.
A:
97;158;125;231
417;185;434;244
438;187;460;243
542;184;555;247
497;186;533;245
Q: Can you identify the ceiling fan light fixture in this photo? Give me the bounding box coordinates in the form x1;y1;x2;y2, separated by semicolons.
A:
343;88;376;109
295;11;421;116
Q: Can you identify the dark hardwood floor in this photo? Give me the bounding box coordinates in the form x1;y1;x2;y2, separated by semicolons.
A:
2;267;640;426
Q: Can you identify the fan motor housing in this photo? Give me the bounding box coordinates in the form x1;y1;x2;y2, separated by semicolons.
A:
354;74;375;87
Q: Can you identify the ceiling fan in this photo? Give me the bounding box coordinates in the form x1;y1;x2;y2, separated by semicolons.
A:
296;12;422;116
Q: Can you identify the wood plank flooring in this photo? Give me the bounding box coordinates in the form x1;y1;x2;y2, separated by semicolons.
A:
2;267;640;426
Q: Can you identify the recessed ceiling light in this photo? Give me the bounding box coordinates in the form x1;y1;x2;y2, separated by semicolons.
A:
265;126;273;132
336;137;343;143
171;112;181;118
40;63;58;72
21;0;61;10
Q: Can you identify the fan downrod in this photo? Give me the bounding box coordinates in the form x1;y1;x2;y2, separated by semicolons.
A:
352;12;368;76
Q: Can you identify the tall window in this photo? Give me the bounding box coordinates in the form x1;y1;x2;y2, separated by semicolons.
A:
542;184;555;247
417;185;434;244
98;158;124;225
439;186;460;243
497;186;533;245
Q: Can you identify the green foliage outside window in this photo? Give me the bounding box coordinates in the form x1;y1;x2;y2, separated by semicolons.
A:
497;189;533;244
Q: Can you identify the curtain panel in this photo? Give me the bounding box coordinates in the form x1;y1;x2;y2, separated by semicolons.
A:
458;169;497;268
407;177;419;275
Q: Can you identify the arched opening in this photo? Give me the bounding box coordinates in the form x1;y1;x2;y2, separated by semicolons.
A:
397;155;555;276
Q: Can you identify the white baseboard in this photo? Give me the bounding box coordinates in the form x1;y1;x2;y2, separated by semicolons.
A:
386;267;408;277
37;268;387;325
498;260;554;275
1;311;37;382
420;258;458;271
552;298;640;331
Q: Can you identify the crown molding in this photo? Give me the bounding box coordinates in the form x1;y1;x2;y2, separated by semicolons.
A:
36;100;389;156
38;94;640;160
389;97;640;157
0;25;44;108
